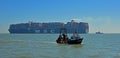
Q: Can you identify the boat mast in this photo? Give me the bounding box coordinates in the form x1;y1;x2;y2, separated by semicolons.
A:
60;23;67;35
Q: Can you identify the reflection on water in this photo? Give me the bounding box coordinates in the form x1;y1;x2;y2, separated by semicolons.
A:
0;34;120;58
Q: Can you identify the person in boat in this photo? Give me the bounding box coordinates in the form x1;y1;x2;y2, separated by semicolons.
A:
57;33;68;43
57;34;64;43
71;32;80;40
62;33;68;43
58;34;62;39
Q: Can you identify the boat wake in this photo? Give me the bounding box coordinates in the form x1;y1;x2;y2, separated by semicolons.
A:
40;41;57;44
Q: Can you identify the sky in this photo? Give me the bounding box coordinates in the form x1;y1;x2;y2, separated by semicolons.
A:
0;0;120;33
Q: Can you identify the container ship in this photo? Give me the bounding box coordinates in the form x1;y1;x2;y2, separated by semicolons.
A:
8;20;89;34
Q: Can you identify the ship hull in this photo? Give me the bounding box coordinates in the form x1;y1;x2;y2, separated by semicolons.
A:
9;29;87;34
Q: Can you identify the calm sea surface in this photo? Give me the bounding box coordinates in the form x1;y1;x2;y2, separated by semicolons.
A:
0;34;120;58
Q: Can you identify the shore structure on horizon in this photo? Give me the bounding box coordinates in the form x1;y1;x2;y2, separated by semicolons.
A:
8;20;89;34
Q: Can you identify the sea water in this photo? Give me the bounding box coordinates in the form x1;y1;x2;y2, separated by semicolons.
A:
0;34;120;58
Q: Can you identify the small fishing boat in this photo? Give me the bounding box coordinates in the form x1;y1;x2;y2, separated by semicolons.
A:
96;31;103;34
56;28;83;44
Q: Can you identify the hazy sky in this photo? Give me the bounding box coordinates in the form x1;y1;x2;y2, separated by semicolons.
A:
0;0;120;33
